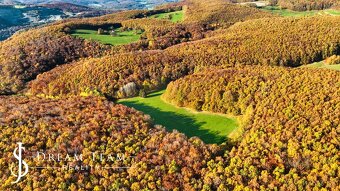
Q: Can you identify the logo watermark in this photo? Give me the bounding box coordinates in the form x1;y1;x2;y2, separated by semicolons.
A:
10;142;29;184
9;142;134;184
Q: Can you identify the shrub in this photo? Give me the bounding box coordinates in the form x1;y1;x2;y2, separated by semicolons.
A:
325;55;340;65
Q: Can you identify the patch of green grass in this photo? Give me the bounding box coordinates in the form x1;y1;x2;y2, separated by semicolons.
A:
71;28;142;46
261;6;318;17
324;9;340;16
150;10;184;22
261;6;340;17
302;61;340;71
118;90;238;144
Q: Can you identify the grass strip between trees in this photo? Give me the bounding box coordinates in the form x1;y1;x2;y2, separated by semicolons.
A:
118;90;239;144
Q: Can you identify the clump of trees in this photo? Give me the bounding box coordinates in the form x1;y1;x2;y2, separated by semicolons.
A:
183;0;274;28
167;16;340;67
121;18;206;50
28;51;184;98
97;26;125;36
0;25;110;95
325;55;340;65
97;28;105;34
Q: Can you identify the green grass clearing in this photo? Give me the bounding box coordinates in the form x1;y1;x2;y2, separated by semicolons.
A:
71;28;142;46
261;6;317;16
149;10;184;22
118;90;239;144
324;9;340;16
301;61;340;71
260;6;340;17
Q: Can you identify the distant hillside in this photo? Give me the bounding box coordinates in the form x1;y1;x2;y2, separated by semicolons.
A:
3;0;180;10
0;5;68;40
0;0;180;41
40;2;116;17
40;2;93;13
0;0;21;5
231;0;339;11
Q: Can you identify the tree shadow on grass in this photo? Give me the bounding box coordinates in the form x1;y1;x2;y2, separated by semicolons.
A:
145;92;163;98
73;31;91;35
119;100;227;144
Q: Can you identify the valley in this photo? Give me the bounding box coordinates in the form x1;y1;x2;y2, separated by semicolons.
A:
0;5;65;40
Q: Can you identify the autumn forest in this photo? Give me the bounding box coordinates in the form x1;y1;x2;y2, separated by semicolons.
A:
0;0;339;190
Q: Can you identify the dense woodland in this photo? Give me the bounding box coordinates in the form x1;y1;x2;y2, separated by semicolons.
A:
167;16;340;67
0;0;274;95
0;96;221;190
29;51;183;98
164;66;339;189
0;0;339;190
29;16;339;98
0;26;110;95
275;0;339;11
41;2;94;13
183;0;274;27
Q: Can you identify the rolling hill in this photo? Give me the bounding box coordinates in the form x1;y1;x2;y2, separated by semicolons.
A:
0;0;339;190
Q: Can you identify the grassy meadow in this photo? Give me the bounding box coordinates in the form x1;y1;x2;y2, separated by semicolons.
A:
149;10;184;22
71;28;142;45
302;61;340;71
118;90;238;144
261;6;340;17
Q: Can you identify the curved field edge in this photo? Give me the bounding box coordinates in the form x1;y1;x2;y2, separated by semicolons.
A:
301;61;340;71
117;90;240;144
160;66;339;189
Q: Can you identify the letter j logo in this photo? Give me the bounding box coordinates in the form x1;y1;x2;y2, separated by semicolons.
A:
10;142;29;184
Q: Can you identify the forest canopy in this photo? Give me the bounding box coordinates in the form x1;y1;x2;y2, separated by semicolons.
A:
163;66;339;189
0;96;221;190
0;0;339;190
0;0;275;95
28;16;340;98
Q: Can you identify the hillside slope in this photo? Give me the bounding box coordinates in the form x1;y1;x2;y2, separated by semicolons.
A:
28;16;340;98
163;66;340;189
0;0;339;190
0;0;274;95
0;96;220;190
